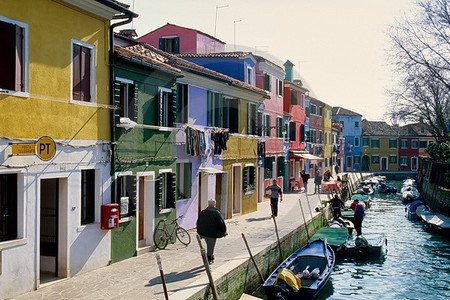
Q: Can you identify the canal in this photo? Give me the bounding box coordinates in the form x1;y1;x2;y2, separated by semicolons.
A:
316;180;450;299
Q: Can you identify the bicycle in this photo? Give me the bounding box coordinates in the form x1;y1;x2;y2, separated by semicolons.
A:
153;215;191;250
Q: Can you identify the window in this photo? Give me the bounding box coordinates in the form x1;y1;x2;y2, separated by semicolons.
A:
0;18;27;93
420;127;425;133
411;157;418;170
389;155;397;164
277;156;285;177
318;131;323;144
277;117;283;138
362;137;369;147
389;139;397;148
371;155;380;164
354;121;359;128
265;114;271;137
310;129;317;143
277;79;283;96
354;137;360;147
401;139;408;149
247;67;253;85
247;103;258;135
346;156;353;169
0;173;17;242
318;106;323;116
412;140;419;149
243;165;256;194
158;37;179;53
176;163;191;200
264;73;271;91
264;157;274;179
354;156;361;164
207;91;222;128
116;78;136;120
299;124;305;142
158;88;176;127
340;121;344;128
176;84;188;123
81;170;95;225
400;157;408;166
310;104;317;115
72;40;95;102
289;122;296;141
156;172;176;211
116;175;136;218
223;98;239;133
291;90;298;105
419;140;428;148
371;139;380;148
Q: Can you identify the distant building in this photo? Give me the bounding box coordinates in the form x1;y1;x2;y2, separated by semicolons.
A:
397;123;435;171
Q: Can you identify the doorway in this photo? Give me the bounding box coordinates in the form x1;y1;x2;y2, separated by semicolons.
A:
381;157;388;170
362;155;370;171
138;175;155;248
40;178;59;283
232;165;242;214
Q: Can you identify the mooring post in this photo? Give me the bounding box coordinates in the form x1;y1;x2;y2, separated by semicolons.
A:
299;195;310;240
271;215;283;263
155;254;169;300
241;233;265;283
195;234;219;300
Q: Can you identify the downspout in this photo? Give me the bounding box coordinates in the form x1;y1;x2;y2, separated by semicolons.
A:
109;15;135;210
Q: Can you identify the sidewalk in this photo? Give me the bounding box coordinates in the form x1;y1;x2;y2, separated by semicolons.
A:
12;182;329;300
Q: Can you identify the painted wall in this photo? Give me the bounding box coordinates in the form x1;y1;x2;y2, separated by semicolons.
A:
363;137;399;171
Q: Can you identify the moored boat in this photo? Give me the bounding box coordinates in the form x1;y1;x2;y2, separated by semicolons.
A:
310;225;349;254
346;233;387;257
405;200;426;219
262;239;335;299
419;210;450;234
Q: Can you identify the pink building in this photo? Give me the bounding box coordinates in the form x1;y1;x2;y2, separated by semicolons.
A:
138;23;225;54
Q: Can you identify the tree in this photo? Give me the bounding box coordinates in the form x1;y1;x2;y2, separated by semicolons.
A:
388;0;450;143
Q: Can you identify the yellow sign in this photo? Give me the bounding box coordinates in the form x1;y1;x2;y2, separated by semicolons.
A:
11;143;35;155
35;136;56;160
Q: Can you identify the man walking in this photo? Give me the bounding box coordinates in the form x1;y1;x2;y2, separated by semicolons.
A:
300;170;310;194
267;179;283;217
314;170;322;194
197;199;228;264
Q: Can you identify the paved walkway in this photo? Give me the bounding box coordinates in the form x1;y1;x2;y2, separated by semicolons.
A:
12;182;332;300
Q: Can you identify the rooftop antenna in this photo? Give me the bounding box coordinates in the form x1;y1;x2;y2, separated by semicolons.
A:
213;4;229;53
233;19;242;52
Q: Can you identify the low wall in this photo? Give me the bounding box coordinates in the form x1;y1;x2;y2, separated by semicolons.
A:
185;210;331;300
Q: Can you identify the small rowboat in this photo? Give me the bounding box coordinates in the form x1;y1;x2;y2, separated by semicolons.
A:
262;239;335;299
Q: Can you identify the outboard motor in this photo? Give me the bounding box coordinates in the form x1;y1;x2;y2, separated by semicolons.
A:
355;236;369;254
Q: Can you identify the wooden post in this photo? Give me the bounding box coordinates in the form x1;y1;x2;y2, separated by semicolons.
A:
155;254;169;300
241;233;265;283
195;234;219;300
299;196;310;240
272;215;283;263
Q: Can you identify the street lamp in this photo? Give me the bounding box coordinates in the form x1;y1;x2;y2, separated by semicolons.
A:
233;19;242;52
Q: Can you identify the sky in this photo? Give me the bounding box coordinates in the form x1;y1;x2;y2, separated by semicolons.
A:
118;0;418;122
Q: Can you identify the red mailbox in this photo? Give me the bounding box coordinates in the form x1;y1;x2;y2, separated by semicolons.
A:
101;204;119;230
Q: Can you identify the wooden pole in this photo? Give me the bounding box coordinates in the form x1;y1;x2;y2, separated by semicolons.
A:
299;196;310;240
155;254;169;300
241;233;265;283
195;235;219;300
271;215;283;263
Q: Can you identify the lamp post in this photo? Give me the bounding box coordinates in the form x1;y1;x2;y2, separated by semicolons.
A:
233;19;242;52
214;4;229;52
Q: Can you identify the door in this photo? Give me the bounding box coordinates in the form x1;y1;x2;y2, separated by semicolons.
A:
362;155;370;171
215;173;228;218
138;175;155;247
138;177;145;243
381;157;388;170
40;179;59;280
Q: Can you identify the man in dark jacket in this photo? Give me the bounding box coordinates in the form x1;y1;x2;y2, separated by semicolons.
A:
314;170;323;194
267;179;283;217
197;199;227;264
329;194;345;219
300;170;310;194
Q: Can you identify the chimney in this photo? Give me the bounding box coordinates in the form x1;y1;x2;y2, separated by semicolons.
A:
118;29;138;39
283;60;294;82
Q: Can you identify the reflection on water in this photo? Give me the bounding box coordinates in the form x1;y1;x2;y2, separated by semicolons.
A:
320;181;450;299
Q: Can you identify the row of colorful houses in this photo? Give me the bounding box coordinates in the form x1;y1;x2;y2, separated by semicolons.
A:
0;1;435;297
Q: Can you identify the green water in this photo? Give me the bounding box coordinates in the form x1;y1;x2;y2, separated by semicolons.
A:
316;181;450;299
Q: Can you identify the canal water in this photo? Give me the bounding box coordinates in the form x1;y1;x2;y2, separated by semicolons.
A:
316;180;450;299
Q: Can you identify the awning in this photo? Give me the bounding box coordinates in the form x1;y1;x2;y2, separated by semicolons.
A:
198;167;224;174
290;151;324;160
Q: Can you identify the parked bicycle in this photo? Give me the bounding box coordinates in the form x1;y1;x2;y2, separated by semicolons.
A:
153;215;191;250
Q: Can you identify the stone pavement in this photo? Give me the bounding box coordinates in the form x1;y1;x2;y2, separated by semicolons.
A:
12;182;331;300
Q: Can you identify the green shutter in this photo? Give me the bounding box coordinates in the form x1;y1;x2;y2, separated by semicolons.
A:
207;91;213;126
256;111;263;136
158;90;164;126
155;175;162;209
214;93;223;127
159;38;165;51
173;37;180;53
185;164;192;198
169;89;176;127
168;172;176;208
133;84;138;122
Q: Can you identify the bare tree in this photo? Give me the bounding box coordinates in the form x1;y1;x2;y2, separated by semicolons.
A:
388;0;450;143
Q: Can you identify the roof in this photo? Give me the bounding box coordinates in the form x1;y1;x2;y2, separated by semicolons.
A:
398;123;434;137
254;55;285;72
362;120;400;136
114;45;182;75
93;0;138;17
332;106;362;117
177;52;254;59
140;23;225;44
124;44;269;98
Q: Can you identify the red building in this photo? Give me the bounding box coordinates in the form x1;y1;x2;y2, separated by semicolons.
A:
398;123;435;171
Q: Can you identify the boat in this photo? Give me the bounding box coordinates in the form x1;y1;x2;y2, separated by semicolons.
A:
419;210;450;234
262;239;335;299
376;182;398;194
327;217;354;235
402;186;420;203
403;178;416;186
346;233;387;257
310;225;349;254
405;200;427;219
353;185;374;195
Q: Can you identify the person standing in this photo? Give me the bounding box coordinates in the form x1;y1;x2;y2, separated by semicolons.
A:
352;200;365;236
323;169;332;182
329;194;345;220
300;170;310;194
314;170;322;194
197;199;228;264
267;179;283;217
334;163;340;176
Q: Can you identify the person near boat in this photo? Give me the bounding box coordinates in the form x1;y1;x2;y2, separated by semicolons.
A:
352;199;365;236
329;194;345;220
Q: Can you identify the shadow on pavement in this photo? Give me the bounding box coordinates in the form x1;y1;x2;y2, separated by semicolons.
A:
146;265;204;286
246;216;272;222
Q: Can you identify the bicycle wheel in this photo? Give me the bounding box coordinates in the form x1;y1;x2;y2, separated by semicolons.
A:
153;229;169;250
176;227;191;246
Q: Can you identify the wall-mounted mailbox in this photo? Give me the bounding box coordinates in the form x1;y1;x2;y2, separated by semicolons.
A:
101;204;119;230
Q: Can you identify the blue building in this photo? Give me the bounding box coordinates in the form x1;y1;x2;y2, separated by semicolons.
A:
332;107;362;172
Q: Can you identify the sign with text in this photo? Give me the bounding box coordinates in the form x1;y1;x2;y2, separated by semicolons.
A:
10;136;56;161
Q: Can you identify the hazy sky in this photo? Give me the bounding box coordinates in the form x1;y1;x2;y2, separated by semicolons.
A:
119;0;417;121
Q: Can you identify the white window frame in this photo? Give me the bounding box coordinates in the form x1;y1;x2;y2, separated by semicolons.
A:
401;139;408;149
116;77;134;118
400;156;408;167
354;137;360;147
70;39;96;105
411;139;419;149
246;66;253;85
158;87;173;127
0;16;29;97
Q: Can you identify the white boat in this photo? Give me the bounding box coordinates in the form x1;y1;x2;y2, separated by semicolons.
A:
419;211;450;234
402;186;420;202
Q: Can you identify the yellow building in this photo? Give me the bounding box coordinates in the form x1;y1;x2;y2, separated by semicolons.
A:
323;104;333;171
0;0;136;297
